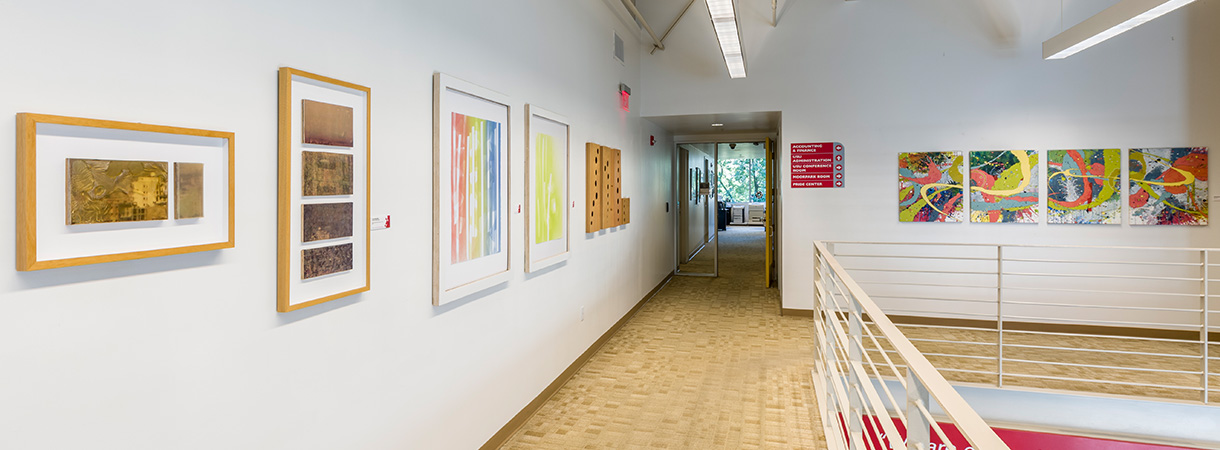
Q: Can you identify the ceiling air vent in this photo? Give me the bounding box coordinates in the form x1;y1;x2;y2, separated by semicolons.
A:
613;31;625;65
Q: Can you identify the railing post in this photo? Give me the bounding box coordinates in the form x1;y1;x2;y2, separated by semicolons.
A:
906;371;930;450
996;245;1004;388
1203;250;1210;404
848;293;864;449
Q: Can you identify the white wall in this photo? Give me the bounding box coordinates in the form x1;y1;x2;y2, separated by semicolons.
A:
640;0;1220;310
679;143;714;258
0;1;674;449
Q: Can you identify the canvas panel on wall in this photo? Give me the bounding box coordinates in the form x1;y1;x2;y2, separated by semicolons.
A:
897;151;963;223
1129;147;1208;225
969;150;1039;223
277;67;371;312
433;73;512;306
1046;149;1121;224
525;105;570;272
16;113;234;271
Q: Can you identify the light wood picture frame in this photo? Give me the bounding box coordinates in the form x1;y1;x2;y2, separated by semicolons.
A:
277;67;371;312
524;105;571;272
433;73;512;306
16;113;235;271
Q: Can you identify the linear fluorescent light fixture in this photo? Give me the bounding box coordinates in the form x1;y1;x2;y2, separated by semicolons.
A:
1043;0;1196;60
706;0;746;78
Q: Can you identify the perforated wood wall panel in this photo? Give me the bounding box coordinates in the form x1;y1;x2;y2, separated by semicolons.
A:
622;198;630;224
602;147;621;228
585;143;602;232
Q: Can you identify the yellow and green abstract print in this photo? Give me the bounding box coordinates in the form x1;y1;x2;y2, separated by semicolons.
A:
898;151;963;222
534;133;563;244
1129;147;1208;226
1047;149;1121;224
970;150;1039;223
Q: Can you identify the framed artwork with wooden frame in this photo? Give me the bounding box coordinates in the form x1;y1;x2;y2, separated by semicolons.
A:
524;105;570;272
277;67;371;312
433;73;511;306
16;113;234;271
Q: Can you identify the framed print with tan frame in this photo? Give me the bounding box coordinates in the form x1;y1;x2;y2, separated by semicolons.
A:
525;105;570;272
277;67;370;312
434;73;511;306
16;113;234;271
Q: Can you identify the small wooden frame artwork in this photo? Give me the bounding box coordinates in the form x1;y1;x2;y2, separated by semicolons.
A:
16;113;234;271
585;143;626;231
277;67;371;312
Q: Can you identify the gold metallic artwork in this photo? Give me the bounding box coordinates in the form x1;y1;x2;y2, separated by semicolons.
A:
302;99;354;147
174;162;204;219
302;243;353;279
302;151;353;196
302;202;353;242
67;158;169;225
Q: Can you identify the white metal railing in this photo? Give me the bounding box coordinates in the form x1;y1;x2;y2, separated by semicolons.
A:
813;241;1010;450
826;241;1219;406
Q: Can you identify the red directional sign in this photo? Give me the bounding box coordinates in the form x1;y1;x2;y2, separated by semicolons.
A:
791;142;844;188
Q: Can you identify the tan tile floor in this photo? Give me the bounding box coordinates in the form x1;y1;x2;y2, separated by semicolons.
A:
503;227;825;449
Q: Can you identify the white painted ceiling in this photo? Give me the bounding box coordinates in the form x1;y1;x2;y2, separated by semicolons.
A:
644;110;780;136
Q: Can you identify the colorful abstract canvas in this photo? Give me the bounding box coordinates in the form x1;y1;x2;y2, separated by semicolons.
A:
534;132;563;244
450;112;502;262
1129;147;1208;225
898;151;963;222
969;150;1039;223
1047;149;1121;224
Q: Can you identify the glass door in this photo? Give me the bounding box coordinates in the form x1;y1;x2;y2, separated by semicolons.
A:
676;143;718;277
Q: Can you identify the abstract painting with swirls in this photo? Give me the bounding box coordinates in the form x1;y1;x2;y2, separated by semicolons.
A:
898;151;963;222
970;150;1039;223
1047;149;1121;224
1129;147;1208;225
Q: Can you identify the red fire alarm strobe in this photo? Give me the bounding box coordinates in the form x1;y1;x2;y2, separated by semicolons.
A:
650;135;655;146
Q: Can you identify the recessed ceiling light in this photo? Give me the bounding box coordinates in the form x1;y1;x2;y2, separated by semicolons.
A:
711;123;724;127
706;0;746;78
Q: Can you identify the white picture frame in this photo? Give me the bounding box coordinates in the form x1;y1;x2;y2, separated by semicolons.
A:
525;105;571;272
433;73;512;306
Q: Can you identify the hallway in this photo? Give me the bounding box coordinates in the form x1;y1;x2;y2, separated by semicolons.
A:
503;227;824;448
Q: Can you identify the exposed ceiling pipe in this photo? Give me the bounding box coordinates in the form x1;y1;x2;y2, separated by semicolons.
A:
651;0;698;55
620;0;666;51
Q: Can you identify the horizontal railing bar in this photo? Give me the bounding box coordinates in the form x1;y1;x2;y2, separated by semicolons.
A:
1001;315;1202;330
1002;271;1203;282
889;309;998;319
1002;329;1203;345
1005;257;1202;267
1003;357;1203;375
834;253;997;262
1002;343;1198;359
829;240;1214;252
1004;286;1202;298
1001;300;1203;313
1001;372;1204;391
841;267;999;276
921;352;997;361
856;280;998;289
869;295;998;305
885;322;999;332
907;337;998;346
938;367;998;376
